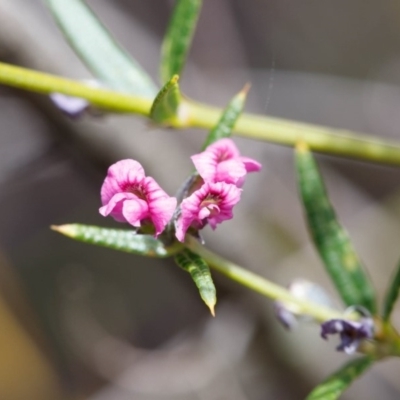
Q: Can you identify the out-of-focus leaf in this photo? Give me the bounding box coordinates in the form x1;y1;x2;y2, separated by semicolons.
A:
305;356;374;400
150;75;182;124
295;142;376;313
51;224;183;257
382;258;400;320
201;84;250;150
175;249;216;315
160;0;202;83
44;0;157;97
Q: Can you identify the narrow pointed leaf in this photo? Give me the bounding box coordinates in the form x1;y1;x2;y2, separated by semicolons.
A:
382;258;400;320
306;356;374;400
52;224;183;257
150;75;182;124
44;0;157;97
295;142;376;312
201;84;250;150
175;249;216;315
160;0;202;83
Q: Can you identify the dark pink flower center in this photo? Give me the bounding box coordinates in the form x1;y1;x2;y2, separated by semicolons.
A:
217;150;230;162
122;183;146;200
201;193;220;206
200;194;222;217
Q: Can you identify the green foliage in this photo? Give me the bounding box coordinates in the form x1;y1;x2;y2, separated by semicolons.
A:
201;84;250;150
295;142;376;313
160;0;202;83
44;0;157;97
305;356;374;400
175;249;217;315
150;75;182;124
382;258;400;320
52;224;183;257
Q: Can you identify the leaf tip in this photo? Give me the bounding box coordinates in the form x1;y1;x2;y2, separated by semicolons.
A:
51;224;76;237
208;301;216;317
171;74;180;84
240;82;251;97
296;139;309;153
50;224;61;232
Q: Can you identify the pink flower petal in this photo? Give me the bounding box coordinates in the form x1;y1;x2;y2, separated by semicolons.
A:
206;138;241;159
191;138;261;187
215;159;247;184
191;151;218;183
175;182;241;242
150;196;178;236
142;176;177;236
121;198;149;227
100;160;176;236
101;159;145;205
99;192;136;222
239;156;262;173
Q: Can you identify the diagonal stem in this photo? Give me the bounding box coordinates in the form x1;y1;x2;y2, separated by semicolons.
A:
186;100;400;165
184;235;347;323
2;61;400;166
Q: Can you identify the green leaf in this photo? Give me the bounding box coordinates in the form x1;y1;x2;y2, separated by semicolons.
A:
51;224;183;257
160;0;202;83
150;75;182;124
295;142;376;313
382;257;400;320
201;84;250;150
305;356;374;400
44;0;157;97
175;249;217;315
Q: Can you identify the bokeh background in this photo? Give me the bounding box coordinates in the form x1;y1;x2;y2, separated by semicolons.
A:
1;0;400;399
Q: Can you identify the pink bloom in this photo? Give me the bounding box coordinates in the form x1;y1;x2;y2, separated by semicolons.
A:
175;182;242;242
191;138;261;187
99;159;177;236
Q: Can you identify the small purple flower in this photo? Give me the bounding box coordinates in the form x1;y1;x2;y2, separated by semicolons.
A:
321;317;374;354
50;80;101;118
274;302;298;330
49;92;90;118
99;159;177;237
175;181;242;242
274;279;335;330
191;138;261;187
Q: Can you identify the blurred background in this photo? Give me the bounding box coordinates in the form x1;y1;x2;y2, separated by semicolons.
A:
1;0;400;399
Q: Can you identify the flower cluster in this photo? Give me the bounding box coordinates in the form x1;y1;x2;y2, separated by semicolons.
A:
274;279;335;330
319;305;375;354
321;314;374;354
99;139;261;241
175;139;261;241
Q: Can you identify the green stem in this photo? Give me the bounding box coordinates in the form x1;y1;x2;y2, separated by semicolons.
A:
0;62;152;115
2;61;400;166
185;235;347;323
186;100;400;166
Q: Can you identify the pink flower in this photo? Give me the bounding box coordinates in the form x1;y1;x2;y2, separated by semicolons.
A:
99;159;177;236
175;182;242;242
191;138;261;187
